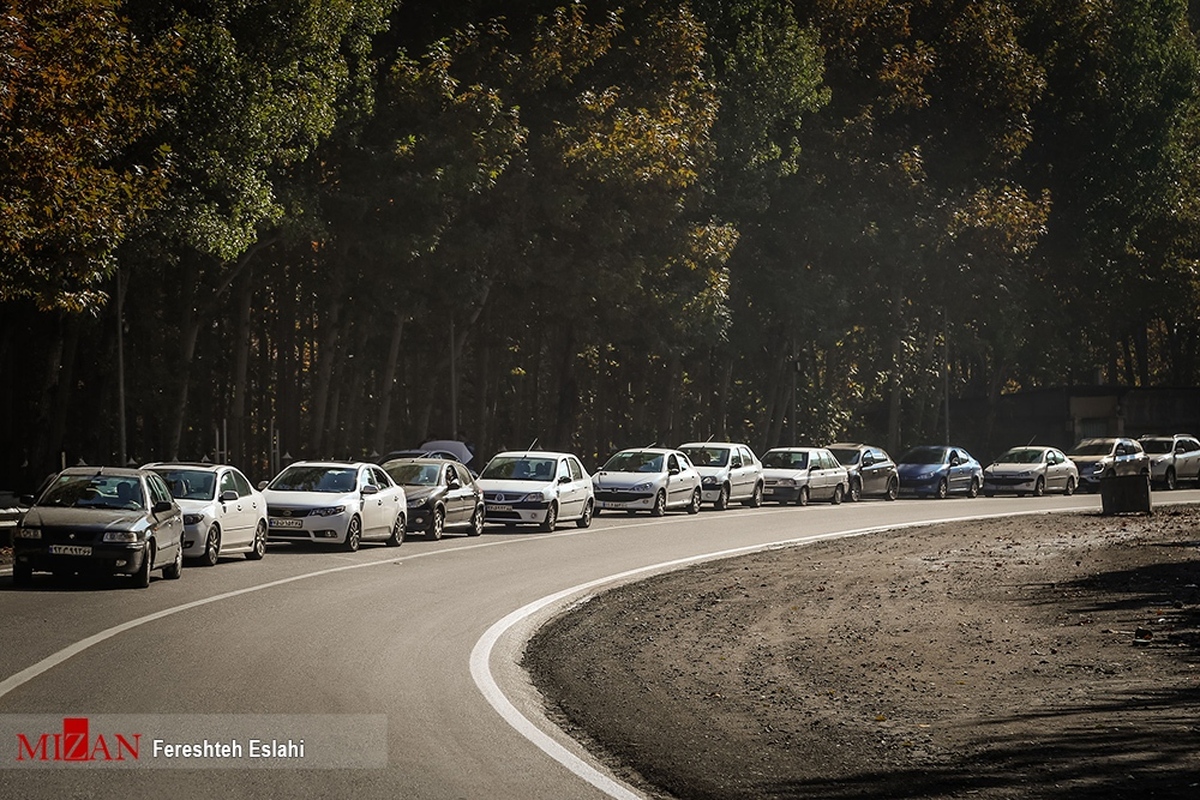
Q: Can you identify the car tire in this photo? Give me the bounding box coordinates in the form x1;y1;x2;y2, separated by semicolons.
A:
687;488;702;514
848;478;862;503
13;561;32;587
1033;476;1045;497
831;483;844;505
714;484;729;510
1165;467;1177;490
200;524;220;567
469;505;485;536
386;513;406;547
246;521;267;560
967;478;980;498
427;507;445;541
132;544;152;589
650;491;666;517
744;482;764;508
539;502;558;532
795;486;809;507
1064;476;1076;496
163;537;183;580
576;500;593;529
935;478;949;500
885;478;898;501
343;516;362;552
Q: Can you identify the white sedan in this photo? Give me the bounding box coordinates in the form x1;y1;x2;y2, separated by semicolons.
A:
761;447;849;505
983;446;1078;497
262;461;406;551
144;462;268;565
592;448;702;516
476;451;595;531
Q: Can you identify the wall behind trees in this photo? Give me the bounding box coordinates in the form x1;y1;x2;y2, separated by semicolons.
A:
2;0;1199;490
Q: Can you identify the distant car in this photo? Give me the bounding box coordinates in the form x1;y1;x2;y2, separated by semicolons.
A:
592;448;702;516
677;442;764;509
760;447;849;505
144;462;268;565
1138;434;1200;490
826;443;899;501
262;461;406;551
382;458;485;539
12;466;185;588
896;446;983;499
1067;437;1149;491
982;446;1078;497
476;450;595;530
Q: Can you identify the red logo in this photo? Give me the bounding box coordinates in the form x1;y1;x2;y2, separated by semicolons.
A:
16;717;141;762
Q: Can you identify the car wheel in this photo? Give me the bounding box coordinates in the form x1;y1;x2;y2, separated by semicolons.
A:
744;482;763;508
539;502;559;532
650;491;666;517
426;506;445;541
132;544;152;589
714;484;729;510
386;513;406;547
795;486;809;507
1033;476;1045;497
1064;476;1076;496
576;500;593;529
343;516;362;552
831;483;844;505
1165;467;1177;490
200;524;220;567
469;504;485;536
935;478;949;500
848;478;862;503
13;561;32;587
885;478;898;501
163;536;183;580
687;488;702;514
967;478;980;498
246;521;267;560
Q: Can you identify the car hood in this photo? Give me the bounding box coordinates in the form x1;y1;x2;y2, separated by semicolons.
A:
476;479;552;495
592;471;665;490
897;462;947;475
262;490;359;507
1068;454;1108;467
22;506;150;531
762;468;808;481
691;465;732;480
987;462;1046;473
403;486;444;504
172;497;216;513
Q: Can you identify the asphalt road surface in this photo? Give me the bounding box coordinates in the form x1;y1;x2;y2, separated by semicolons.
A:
4;489;1195;798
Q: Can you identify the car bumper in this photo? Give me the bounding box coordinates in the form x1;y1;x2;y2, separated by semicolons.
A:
266;515;351;544
982;476;1038;493
483;500;550;524
594;492;656;512
13;540;148;575
763;485;803;502
896;476;944;495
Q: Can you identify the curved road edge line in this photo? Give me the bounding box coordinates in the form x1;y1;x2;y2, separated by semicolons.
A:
469;505;1101;800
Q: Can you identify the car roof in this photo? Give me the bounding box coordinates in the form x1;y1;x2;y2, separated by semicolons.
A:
142;461;232;472
488;450;576;459
284;460;367;469
764;446;824;453
382;457;460;466
826;442;868;449
678;442;747;449
58;466;148;478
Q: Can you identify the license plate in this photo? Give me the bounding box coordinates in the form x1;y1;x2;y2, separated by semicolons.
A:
49;544;92;557
489;504;513;512
269;517;303;528
598;501;624;509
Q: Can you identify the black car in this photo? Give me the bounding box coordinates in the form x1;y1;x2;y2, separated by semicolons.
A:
11;467;185;588
381;458;485;540
827;443;900;501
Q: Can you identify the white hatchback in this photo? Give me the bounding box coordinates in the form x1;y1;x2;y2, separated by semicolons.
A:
144;462;268;565
262;461;406;551
677;442;764;509
476;451;595;531
592;448;702;516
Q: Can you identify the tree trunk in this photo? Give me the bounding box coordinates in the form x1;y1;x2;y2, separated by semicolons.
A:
309;293;344;457
229;268;254;467
372;313;406;456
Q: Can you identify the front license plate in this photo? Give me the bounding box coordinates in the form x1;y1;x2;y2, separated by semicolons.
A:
598;501;624;509
49;544;92;557
489;504;513;512
269;517;303;528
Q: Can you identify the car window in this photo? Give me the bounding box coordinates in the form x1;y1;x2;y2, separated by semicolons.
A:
568;457;584;481
453;464;473;485
557;459;570;480
360;468;378;489
667;454;680;472
232;469;253;496
220;470;238;497
739;446;755;465
147;474;172;507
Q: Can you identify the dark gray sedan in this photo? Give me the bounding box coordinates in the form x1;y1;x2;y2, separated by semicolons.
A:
12;466;185;588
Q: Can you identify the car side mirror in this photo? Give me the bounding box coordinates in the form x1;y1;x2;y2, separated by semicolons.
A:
258;480;268;490
558;475;570;484
361;484;379;495
862;455;874;466
950;456;961;466
152;500;174;515
1177;443;1188;453
669;466;680;475
731;458;742;468
220;490;239;502
19;494;35;506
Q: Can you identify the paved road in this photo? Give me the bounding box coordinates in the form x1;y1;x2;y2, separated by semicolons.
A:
3;490;1194;797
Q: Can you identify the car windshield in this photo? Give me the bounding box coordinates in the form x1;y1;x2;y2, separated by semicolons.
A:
602;451;664;473
385;463;441;486
996;448;1045;464
679;447;729;467
762;451;809;469
269;466;357;492
151;469;216;500
828;448;861;466
39;474;145;510
480;457;557;481
1069;441;1114;456
1139;439;1173;454
899;447;947;465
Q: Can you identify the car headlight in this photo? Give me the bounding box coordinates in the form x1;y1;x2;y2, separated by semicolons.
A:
15;527;41;539
701;476;718;487
312;505;346;517
407;497;430;508
102;531;140;543
521;492;548;503
631;482;653;493
183;513;204;525
775;478;795;487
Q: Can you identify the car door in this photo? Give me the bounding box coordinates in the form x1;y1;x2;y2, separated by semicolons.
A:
1179;438;1200;481
446;463;474;526
217;469;250;547
948;449;968;493
859;449;881;495
666;453;687;506
359;467;388;535
146;473;183;565
568;456;591;512
371;466;403;529
735;446;759;500
232;468;264;537
553;457;582;520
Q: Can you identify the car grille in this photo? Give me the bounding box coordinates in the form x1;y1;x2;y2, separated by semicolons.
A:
595;490;650;503
267;506;311;518
39;527;105;545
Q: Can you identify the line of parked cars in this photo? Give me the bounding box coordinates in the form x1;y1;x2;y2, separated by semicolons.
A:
10;433;1198;589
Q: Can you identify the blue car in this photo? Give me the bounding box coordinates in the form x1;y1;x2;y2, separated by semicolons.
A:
896;445;983;499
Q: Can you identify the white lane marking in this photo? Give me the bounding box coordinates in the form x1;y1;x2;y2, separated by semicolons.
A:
469;505;1101;800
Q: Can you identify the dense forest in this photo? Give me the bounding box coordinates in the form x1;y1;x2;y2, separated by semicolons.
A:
3;0;1200;488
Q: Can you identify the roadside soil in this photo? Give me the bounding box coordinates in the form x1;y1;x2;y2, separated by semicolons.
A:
525;504;1200;799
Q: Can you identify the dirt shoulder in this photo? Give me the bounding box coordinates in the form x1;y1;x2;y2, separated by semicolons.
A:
525;506;1200;799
